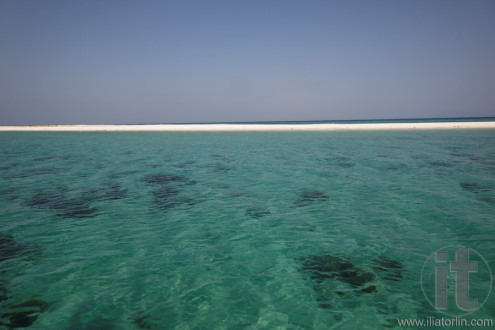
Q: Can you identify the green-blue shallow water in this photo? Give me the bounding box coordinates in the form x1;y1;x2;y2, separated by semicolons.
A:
0;130;494;329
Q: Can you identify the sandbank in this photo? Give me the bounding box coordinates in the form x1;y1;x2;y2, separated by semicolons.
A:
0;122;495;131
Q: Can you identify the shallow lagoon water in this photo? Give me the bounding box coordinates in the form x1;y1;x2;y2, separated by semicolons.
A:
0;130;494;328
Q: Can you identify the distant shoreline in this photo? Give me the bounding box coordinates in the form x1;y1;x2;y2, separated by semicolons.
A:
1;122;495;131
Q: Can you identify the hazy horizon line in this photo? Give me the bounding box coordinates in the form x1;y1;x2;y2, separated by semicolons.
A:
3;115;495;126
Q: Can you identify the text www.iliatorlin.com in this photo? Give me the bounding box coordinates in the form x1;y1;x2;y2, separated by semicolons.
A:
397;317;493;327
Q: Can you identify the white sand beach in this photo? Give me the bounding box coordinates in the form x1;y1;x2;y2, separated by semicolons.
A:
1;122;495;131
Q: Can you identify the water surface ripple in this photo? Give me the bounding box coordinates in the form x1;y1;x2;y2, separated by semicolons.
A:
0;130;494;328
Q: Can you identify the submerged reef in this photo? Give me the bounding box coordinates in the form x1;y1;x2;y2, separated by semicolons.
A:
298;254;376;309
245;206;271;218
372;255;404;281
131;311;153;329
0;234;23;263
298;253;405;309
0;234;47;329
0;280;8;302
151;185;195;210
104;182;129;200
460;181;494;203
460;182;491;194
23;180;130;218
0;233;39;262
212;164;232;173
143;173;194;185
24;189;98;218
294;190;329;207
0;298;49;329
300;254;375;289
336;162;355;168
144;173;197;210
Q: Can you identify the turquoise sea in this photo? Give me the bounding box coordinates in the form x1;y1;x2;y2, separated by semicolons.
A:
1;129;494;329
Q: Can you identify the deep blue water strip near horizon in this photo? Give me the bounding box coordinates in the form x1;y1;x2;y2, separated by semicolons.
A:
0;130;494;329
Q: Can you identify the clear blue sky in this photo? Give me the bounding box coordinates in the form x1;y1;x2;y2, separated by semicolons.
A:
1;0;494;124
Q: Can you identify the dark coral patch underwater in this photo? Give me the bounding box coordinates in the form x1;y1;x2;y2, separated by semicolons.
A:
336;162;355;168
144;173;198;210
143;173;195;185
460;182;491;193
23;180;131;217
298;254;376;309
299;255;375;289
212;164;232;173
372;255;404;281
23;189;98;218
0;234;25;263
298;254;406;309
104;182;129;200
0;298;49;329
459;181;494;203
0;233;41;263
245;206;271;218
151;185;195;210
0;234;47;329
294;190;329;207
131;311;153;329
